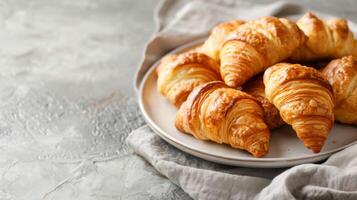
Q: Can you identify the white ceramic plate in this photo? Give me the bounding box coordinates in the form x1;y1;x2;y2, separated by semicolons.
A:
139;20;357;168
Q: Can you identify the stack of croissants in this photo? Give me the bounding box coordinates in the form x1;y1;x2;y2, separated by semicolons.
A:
156;12;357;158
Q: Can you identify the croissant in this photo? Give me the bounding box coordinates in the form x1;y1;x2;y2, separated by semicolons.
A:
220;16;306;87
175;81;270;157
199;19;245;62
321;56;357;125
290;12;357;62
157;52;220;107
264;63;334;153
242;76;285;129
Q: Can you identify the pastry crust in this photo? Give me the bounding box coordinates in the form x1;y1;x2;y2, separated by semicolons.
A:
290;12;357;62
321;56;357;125
199;19;245;62
157;52;220;107
243;76;285;129
175;81;270;157
264;63;334;153
220;16;306;87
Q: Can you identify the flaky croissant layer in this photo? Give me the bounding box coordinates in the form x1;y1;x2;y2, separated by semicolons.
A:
322;56;357;125
199;19;245;62
290;12;357;62
175;81;270;157
157;52;221;107
264;63;335;153
220;16;306;87
243;76;285;129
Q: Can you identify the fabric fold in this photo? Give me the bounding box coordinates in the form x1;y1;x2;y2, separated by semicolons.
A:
127;126;357;200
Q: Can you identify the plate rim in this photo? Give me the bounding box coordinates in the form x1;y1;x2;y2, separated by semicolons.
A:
139;51;357;163
138;38;357;166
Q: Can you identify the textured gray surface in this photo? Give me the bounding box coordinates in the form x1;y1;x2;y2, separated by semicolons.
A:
0;0;190;199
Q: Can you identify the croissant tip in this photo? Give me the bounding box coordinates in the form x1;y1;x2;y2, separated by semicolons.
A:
302;140;325;154
309;146;322;154
248;140;269;158
300;139;325;154
252;151;268;158
292;118;331;155
251;150;268;158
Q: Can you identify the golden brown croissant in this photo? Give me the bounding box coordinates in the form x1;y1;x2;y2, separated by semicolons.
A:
290;12;357;62
175;81;270;157
157;52;220;107
242;76;285;129
220;16;306;87
321;56;357;125
264;63;334;153
199;19;245;62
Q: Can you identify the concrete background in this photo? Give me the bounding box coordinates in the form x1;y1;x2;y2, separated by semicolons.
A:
0;0;194;199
